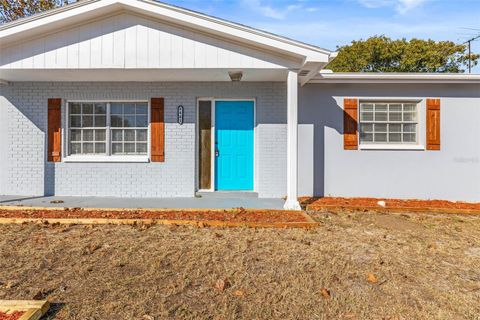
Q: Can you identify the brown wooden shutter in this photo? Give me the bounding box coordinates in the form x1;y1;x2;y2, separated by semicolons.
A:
151;97;165;162
426;98;441;150
344;98;358;150
47;98;62;162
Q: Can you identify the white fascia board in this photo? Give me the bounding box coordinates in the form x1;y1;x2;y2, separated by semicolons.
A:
309;72;480;84
0;0;332;64
125;0;330;62
0;0;107;40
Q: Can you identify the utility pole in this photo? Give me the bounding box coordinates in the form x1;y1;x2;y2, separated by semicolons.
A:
465;35;480;73
468;40;471;73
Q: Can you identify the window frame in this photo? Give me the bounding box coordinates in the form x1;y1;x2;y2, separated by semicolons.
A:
63;100;151;163
358;100;425;151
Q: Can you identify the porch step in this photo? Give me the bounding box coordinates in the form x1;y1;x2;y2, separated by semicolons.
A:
195;191;259;199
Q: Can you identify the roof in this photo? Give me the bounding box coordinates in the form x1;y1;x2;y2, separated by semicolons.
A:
310;72;480;84
0;0;334;64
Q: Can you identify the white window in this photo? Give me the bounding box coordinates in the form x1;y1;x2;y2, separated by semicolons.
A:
67;101;148;158
359;102;418;145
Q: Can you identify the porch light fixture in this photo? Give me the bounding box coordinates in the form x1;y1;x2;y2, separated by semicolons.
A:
228;71;243;82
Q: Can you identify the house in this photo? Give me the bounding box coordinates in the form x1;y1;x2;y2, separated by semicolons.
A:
0;0;479;210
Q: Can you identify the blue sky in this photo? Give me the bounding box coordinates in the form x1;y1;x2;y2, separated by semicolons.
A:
161;0;480;72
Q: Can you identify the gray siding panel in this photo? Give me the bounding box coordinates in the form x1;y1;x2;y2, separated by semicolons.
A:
0;82;287;198
298;83;480;202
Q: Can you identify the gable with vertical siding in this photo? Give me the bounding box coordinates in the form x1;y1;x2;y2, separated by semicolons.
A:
0;13;295;70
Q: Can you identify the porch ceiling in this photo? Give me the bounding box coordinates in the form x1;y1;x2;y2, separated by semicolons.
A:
0;68;288;82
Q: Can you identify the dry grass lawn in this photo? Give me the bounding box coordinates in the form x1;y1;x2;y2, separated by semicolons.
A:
0;211;479;319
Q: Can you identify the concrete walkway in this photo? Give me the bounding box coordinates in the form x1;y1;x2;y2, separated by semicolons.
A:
0;195;285;210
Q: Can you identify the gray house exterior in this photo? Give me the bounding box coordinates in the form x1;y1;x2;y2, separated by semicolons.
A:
0;0;479;208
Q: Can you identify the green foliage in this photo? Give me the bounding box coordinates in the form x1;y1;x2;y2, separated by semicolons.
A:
329;35;479;73
0;0;72;23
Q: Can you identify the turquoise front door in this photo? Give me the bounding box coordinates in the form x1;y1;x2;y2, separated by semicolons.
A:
215;100;254;190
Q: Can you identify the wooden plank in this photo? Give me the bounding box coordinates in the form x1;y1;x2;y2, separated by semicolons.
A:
0;300;49;320
0;217;319;229
0;300;47;308
150;98;165;162
198;101;212;189
343;98;358;150
426;98;441;150
0;205;303;214
47;98;62;162
300;211;317;223
18;309;42;320
306;204;480;215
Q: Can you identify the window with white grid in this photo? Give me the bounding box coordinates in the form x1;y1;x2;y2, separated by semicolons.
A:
110;102;148;155
68;101;148;156
359;102;418;144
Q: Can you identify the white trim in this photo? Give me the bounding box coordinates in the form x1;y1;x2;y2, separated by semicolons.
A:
311;72;480;84
63;155;149;163
358;101;420;146
359;144;425;151
64;99;150;162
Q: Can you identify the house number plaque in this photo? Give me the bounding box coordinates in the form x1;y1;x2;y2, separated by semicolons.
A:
177;105;184;125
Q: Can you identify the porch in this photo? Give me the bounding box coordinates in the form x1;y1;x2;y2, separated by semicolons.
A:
0;194;285;210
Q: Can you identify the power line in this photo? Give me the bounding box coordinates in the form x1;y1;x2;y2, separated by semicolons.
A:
463;34;480;73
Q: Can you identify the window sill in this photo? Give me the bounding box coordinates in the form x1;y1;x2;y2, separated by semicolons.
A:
63;156;150;163
359;144;425;151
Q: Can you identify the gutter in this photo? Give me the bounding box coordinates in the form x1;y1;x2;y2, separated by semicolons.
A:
309;72;480;84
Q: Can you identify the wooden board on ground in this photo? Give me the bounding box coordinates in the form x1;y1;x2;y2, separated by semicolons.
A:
0;206;320;229
0;300;49;320
0;217;319;229
307;204;480;215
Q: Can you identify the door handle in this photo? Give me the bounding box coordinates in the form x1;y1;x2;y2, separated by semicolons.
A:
215;149;219;157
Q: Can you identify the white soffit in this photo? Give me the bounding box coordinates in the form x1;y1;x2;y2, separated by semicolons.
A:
0;0;333;64
0;68;289;82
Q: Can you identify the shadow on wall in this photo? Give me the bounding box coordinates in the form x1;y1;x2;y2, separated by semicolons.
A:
0;91;47;197
298;86;343;197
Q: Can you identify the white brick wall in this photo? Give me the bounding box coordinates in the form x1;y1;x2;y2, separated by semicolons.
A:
0;94;8;195
0;82;287;198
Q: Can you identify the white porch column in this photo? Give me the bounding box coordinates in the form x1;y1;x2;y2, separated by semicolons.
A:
284;70;301;210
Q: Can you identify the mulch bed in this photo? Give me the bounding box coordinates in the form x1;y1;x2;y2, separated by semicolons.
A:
0;207;316;228
0;311;24;320
303;197;480;214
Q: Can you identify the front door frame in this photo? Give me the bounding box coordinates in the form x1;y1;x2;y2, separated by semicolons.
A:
196;97;256;192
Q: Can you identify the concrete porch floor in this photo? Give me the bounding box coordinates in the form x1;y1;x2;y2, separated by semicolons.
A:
0;195;285;210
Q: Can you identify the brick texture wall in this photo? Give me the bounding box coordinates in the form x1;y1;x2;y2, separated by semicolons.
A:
0;82;287;198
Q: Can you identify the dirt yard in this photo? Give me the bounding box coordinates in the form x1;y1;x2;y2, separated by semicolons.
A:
0;211;479;320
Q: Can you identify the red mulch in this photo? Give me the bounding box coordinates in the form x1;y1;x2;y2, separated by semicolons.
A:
303;197;480;211
0;208;308;224
0;311;24;320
